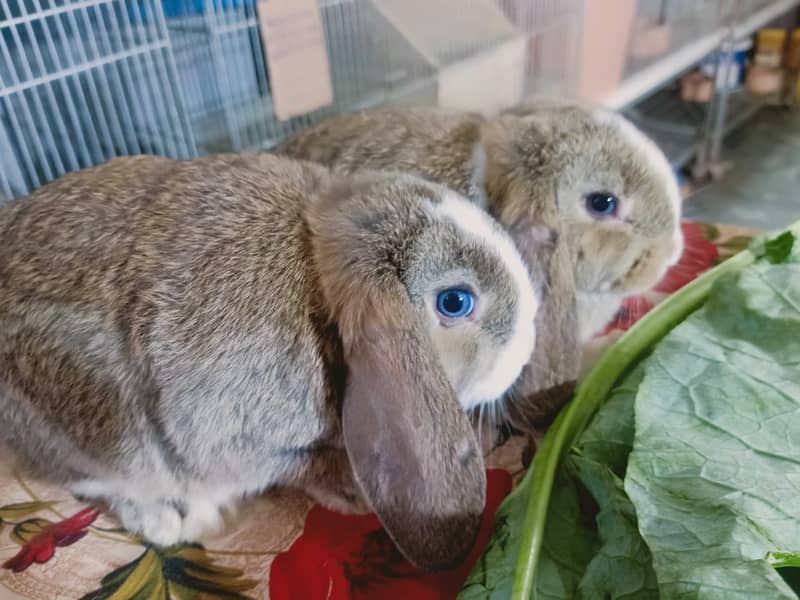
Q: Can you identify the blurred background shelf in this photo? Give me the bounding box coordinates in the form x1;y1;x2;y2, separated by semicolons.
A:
625;86;781;168
604;0;798;111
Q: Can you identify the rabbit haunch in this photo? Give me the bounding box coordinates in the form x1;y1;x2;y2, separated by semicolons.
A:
0;153;537;571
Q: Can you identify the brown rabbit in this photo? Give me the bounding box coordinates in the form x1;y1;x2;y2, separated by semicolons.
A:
275;101;683;425
0;153;539;571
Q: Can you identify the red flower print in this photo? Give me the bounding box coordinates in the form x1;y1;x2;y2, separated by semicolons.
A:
2;507;99;572
270;469;513;600
601;220;720;335
654;220;719;294
601;295;656;335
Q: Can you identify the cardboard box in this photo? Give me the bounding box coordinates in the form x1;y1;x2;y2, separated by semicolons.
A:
574;0;637;103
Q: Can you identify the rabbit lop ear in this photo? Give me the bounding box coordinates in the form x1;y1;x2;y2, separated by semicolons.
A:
505;217;579;428
343;310;485;571
308;176;486;571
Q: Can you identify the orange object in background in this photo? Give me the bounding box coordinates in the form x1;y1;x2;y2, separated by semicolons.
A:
787;29;800;69
746;63;784;95
754;28;787;67
787;29;800;104
746;29;791;98
574;0;637;103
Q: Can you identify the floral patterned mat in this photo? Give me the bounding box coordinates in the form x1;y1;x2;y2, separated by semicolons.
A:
0;221;756;600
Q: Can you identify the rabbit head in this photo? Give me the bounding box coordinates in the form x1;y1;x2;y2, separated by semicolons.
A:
308;173;539;568
489;101;683;341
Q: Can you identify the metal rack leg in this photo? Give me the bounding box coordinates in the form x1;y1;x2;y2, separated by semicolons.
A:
694;30;737;180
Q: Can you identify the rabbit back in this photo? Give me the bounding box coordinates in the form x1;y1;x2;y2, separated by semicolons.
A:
276;107;487;204
0;154;343;491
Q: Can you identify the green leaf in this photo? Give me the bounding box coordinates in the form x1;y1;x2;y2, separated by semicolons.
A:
459;483;526;599
10;517;51;544
576;364;645;476
625;263;800;599
459;467;597;600
572;456;657;600
749;230;798;264
0;501;59;520
535;466;598;600
463;219;800;600
506;236;762;600
80;544;256;600
80;548;161;600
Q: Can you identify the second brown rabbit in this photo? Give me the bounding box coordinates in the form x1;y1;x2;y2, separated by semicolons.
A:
275;101;683;426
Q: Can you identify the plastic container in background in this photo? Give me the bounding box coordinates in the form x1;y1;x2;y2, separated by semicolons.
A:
790;30;800;104
754;29;787;68
787;29;800;70
746;64;784;95
746;29;791;96
700;38;753;91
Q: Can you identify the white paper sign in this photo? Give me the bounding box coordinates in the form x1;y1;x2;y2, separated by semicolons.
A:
257;0;334;121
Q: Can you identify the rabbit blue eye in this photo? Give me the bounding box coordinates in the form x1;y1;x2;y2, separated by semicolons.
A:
436;289;474;319
585;192;619;217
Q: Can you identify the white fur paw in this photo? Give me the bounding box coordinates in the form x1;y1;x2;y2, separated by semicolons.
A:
114;500;183;547
180;501;223;541
141;506;183;546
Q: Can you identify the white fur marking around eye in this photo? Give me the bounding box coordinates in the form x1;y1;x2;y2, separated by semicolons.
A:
431;193;538;410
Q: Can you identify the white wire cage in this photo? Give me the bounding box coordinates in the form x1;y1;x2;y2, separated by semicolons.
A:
0;0;588;201
4;0;790;201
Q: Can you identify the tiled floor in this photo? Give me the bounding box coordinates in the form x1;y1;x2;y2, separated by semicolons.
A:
682;107;800;231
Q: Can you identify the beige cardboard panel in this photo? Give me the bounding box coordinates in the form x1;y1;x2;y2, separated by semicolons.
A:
438;37;526;114
257;0;333;121
370;0;518;65
575;0;637;102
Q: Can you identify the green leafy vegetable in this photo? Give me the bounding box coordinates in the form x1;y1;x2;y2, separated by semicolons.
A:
508;240;761;599
750;230;798;264
626;263;800;599
573;456;657;600
463;221;800;600
576;365;644;475
460;465;597;600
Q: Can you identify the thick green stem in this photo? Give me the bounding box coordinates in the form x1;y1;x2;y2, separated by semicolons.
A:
510;220;800;599
769;552;800;570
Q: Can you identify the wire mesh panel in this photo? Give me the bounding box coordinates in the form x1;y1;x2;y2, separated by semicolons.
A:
0;0;195;199
623;0;725;79
497;0;583;97
0;0;589;200
160;0;437;152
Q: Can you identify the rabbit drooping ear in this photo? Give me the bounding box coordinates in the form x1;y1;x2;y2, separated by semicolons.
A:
505;216;579;427
343;311;485;571
480;117;581;426
308;175;486;571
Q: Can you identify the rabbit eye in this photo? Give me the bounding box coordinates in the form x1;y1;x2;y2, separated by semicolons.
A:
585;192;619;218
436;289;475;319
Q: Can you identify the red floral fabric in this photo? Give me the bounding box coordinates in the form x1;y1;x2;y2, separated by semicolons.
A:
2;507;100;573
602;220;721;334
654;221;721;293
269;469;513;600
